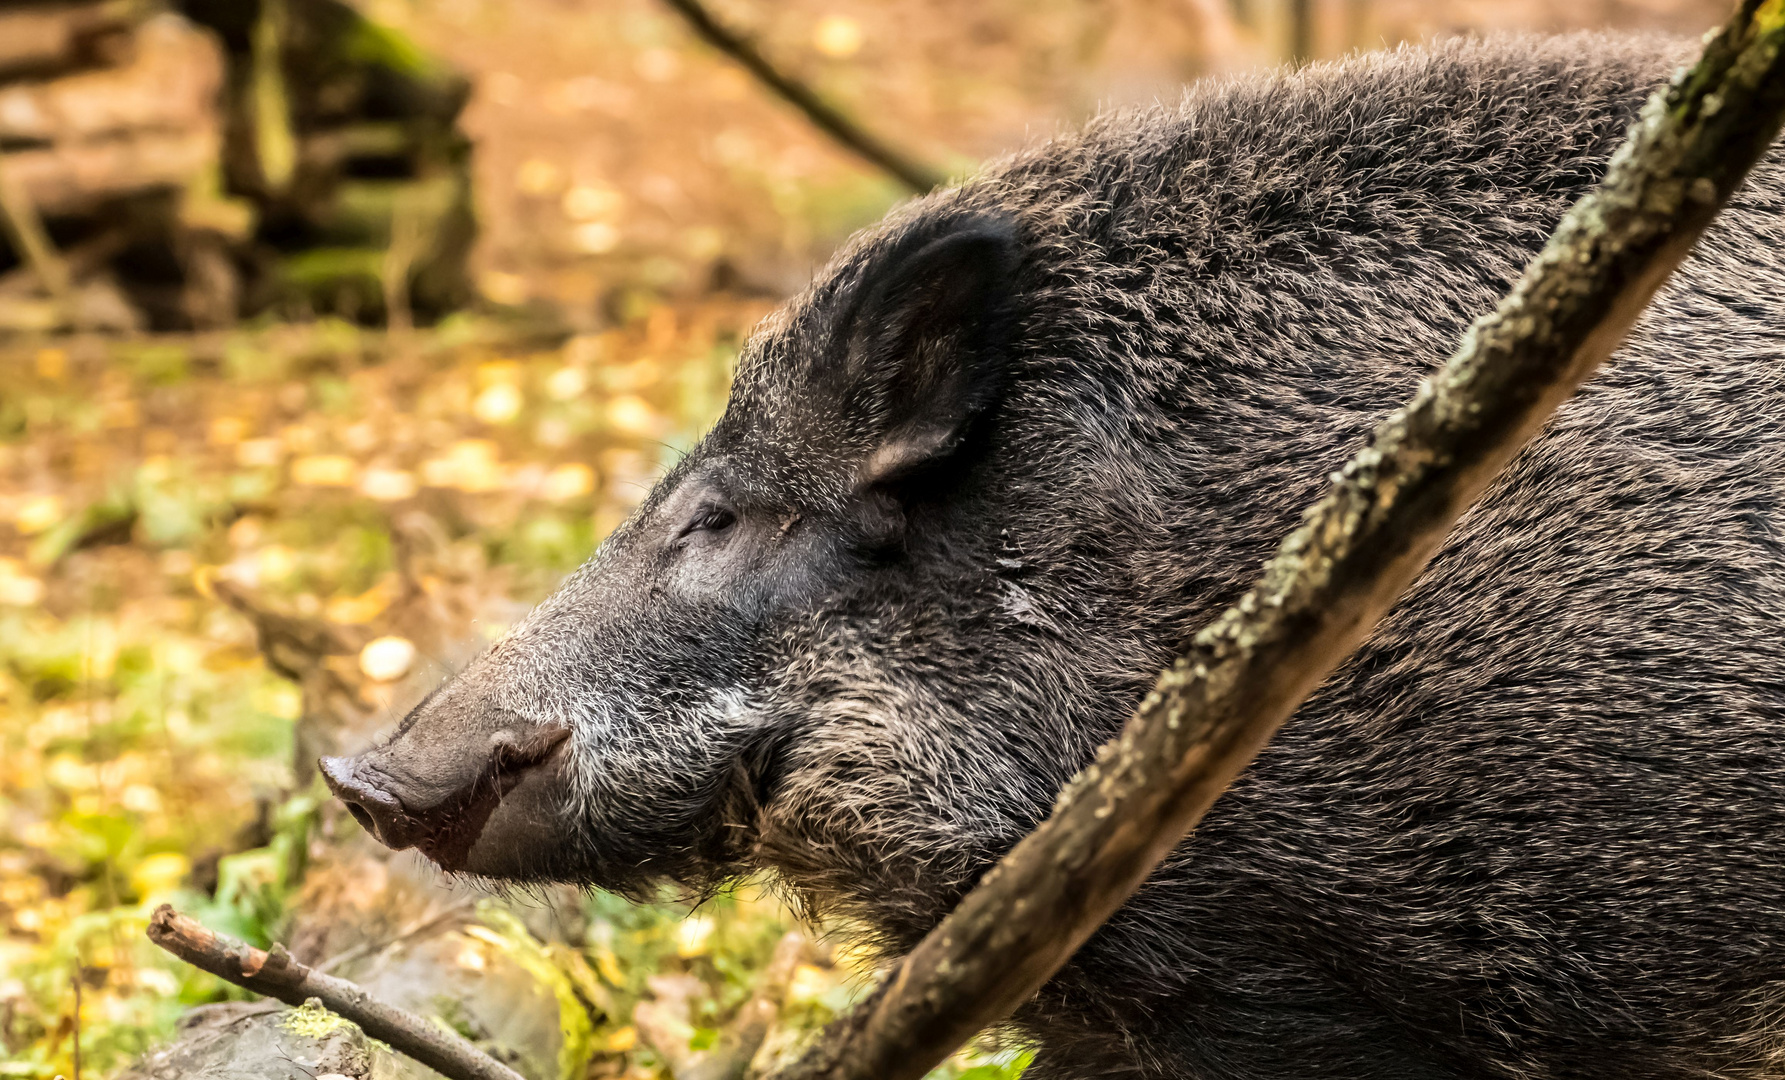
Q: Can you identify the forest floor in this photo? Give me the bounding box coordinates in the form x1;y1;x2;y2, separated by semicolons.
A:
0;310;1034;1078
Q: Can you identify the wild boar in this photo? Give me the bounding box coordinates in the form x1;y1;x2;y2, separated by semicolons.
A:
323;34;1785;1080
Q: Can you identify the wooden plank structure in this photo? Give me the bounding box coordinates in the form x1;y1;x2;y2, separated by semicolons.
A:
0;0;475;333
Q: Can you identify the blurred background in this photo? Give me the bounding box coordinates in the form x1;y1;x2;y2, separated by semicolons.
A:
0;0;1733;1077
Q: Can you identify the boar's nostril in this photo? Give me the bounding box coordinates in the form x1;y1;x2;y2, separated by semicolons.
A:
342;800;378;836
319;755;416;851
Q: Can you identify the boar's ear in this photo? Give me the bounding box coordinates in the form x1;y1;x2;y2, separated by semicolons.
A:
844;215;1020;488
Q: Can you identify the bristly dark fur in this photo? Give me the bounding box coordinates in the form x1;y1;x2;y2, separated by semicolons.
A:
344;32;1785;1080
738;33;1785;1079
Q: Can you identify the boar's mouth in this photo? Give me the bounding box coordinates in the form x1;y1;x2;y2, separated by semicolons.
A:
320;725;571;873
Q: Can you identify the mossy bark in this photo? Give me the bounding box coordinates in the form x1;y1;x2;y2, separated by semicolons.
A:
146;906;530;1080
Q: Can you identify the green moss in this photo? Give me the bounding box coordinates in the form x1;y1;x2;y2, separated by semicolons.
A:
280;998;356;1039
344;16;452;84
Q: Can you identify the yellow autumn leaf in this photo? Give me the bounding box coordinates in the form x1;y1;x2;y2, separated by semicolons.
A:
359;636;417;682
545;366;587;401
255;545;297;582
358;467;418;502
675;914;714;958
474;383;525;425
541;463;595;502
476;360;523;388
606;395;658;438
208;417;249;446
0;558;45;606
13;494;63;535
813;14;863;58
517;158;562;196
604;1026;637;1053
480;269;529;306
34;347;67;380
562;184;622;222
326;583;394;624
786;962;838;1006
129;852;190;899
422;439;504;493
593;944;625;986
571;222;620;254
291;455;358;487
236;438;284;468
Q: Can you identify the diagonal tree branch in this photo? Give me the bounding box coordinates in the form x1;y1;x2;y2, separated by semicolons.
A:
764;3;1785;1078
146;905;526;1080
657;0;944;193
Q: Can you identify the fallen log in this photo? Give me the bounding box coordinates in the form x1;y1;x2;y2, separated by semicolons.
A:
0;2;477;329
0;13;222;143
0;273;140;331
0;144;72;305
0;0;142;81
1;125;219;217
0;10;235;331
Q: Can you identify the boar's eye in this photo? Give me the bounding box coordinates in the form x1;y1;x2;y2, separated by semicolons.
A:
676;504;736;542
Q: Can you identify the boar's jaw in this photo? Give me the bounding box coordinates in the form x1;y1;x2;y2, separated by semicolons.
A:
319;724;571;873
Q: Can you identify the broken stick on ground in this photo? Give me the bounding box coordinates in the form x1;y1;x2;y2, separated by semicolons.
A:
146;905;527;1080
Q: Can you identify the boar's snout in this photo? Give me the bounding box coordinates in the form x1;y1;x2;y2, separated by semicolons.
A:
319;719;572;874
318;756;425;850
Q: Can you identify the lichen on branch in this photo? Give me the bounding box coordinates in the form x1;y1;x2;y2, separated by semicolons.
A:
146;905;527;1080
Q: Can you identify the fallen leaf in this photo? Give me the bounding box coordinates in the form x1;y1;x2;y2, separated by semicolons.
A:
474;383;525;425
359;467;418;502
606;396;658;437
236;438;284;468
545;366;587;401
359;636;417;682
13;494;64;535
813;14;864;58
605;1025;637;1052
291;455;358;487
208;417;249;446
541;463;595;502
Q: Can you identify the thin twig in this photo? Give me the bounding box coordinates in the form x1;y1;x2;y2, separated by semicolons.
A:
765;2;1785;1077
657;0;944;193
146;905;526;1080
312;896;476;976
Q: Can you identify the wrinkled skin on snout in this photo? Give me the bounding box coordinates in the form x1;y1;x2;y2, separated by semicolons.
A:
321;211;1059;896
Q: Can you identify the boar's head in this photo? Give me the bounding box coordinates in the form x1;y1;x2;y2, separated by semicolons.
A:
321;207;1111;912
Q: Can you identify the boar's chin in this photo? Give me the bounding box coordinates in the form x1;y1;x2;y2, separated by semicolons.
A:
435;744;576;878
